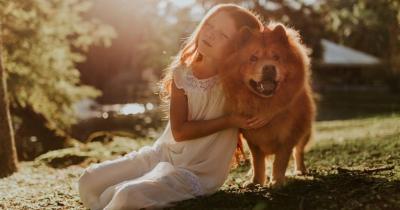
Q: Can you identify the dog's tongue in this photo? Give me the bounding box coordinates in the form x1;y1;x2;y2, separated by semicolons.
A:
257;80;276;93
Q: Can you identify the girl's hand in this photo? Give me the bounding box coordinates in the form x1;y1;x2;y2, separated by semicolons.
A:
228;114;269;129
245;115;271;129
227;114;252;129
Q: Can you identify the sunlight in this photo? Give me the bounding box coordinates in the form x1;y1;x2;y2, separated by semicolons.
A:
145;102;154;110
120;103;146;115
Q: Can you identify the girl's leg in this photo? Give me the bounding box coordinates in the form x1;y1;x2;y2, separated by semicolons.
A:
102;162;202;210
78;145;161;210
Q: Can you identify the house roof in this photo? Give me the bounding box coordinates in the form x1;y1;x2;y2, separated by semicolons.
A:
318;39;381;67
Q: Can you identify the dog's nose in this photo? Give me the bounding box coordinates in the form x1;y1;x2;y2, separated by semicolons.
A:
262;65;277;80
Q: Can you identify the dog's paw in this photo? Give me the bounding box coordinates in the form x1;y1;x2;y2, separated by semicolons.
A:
294;169;307;176
242;181;255;188
267;179;285;188
242;181;262;189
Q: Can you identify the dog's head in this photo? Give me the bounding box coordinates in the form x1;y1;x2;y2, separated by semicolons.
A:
224;23;309;98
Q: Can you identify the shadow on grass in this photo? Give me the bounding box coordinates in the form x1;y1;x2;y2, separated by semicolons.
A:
168;130;400;210
167;169;400;210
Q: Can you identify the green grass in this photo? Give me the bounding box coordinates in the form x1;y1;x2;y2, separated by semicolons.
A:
1;114;399;210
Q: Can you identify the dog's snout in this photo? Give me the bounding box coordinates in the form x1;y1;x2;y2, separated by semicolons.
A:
262;65;277;80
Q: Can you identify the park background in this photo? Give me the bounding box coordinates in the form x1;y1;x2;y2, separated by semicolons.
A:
0;0;399;209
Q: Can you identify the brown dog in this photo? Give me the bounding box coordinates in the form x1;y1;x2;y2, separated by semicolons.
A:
220;23;316;187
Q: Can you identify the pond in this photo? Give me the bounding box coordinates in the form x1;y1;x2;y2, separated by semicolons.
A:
72;100;166;143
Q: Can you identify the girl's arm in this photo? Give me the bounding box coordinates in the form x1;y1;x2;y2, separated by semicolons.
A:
170;79;249;142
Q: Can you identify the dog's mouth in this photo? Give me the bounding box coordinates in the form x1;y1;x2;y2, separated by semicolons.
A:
249;79;279;97
247;64;281;97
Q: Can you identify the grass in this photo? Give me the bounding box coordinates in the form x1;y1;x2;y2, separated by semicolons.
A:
1;90;399;209
0;137;154;210
166;114;400;210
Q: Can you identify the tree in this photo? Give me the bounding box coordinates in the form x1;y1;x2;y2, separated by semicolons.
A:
0;22;18;177
0;0;116;159
321;0;400;90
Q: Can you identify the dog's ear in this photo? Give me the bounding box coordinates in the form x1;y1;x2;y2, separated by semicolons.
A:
236;26;253;50
272;24;288;43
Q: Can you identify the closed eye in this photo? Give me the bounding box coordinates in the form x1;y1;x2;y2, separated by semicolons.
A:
221;32;229;39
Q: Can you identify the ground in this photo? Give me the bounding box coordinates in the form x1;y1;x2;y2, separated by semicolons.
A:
1;91;400;210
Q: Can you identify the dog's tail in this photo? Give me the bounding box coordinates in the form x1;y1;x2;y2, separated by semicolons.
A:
304;125;316;152
233;132;247;166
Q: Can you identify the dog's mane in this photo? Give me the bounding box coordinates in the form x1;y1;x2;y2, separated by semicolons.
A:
221;22;312;115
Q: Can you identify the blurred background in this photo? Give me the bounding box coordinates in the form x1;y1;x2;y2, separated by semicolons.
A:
1;0;399;160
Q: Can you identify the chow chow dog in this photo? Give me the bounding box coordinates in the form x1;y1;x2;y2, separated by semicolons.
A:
221;23;316;187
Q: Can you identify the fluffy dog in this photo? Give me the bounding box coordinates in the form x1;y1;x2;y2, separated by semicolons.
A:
221;23;316;187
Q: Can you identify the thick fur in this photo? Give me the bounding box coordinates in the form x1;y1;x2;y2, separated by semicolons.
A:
220;22;316;187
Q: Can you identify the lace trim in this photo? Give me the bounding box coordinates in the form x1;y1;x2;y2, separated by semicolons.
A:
179;168;203;196
173;67;219;92
185;70;219;91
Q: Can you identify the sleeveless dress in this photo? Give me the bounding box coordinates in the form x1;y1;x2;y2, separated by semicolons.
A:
78;65;238;210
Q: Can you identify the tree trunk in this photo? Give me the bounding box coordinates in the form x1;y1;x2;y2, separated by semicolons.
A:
386;23;400;92
0;23;18;178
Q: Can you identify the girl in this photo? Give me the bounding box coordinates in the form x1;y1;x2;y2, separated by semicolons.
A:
78;4;265;210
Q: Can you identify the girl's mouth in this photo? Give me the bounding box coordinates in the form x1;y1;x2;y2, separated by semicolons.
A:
202;40;212;47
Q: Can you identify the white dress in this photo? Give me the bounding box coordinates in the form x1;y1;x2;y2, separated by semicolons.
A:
78;65;238;210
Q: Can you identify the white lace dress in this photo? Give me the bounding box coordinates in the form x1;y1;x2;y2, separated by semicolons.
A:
78;65;238;210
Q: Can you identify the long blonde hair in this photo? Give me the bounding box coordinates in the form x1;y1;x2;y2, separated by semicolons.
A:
158;3;264;116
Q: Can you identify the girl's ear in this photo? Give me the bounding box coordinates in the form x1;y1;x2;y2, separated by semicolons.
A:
272;24;288;43
236;26;253;50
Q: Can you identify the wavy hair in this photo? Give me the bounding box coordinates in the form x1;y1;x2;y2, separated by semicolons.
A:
158;3;264;117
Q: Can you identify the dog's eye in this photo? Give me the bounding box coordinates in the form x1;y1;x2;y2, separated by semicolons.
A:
272;54;280;61
250;55;258;62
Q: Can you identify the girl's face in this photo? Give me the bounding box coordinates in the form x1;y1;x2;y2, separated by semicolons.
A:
197;11;237;61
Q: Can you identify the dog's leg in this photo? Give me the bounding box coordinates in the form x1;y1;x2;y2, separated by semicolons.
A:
245;143;266;186
293;132;310;175
270;147;291;187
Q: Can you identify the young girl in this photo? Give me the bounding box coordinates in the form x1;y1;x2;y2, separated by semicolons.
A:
78;4;265;210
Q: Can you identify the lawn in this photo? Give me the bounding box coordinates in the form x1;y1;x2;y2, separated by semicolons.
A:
168;113;400;210
1;91;399;210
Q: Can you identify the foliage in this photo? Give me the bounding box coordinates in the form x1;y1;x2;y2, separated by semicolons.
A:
322;0;400;58
320;0;400;90
0;0;116;131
